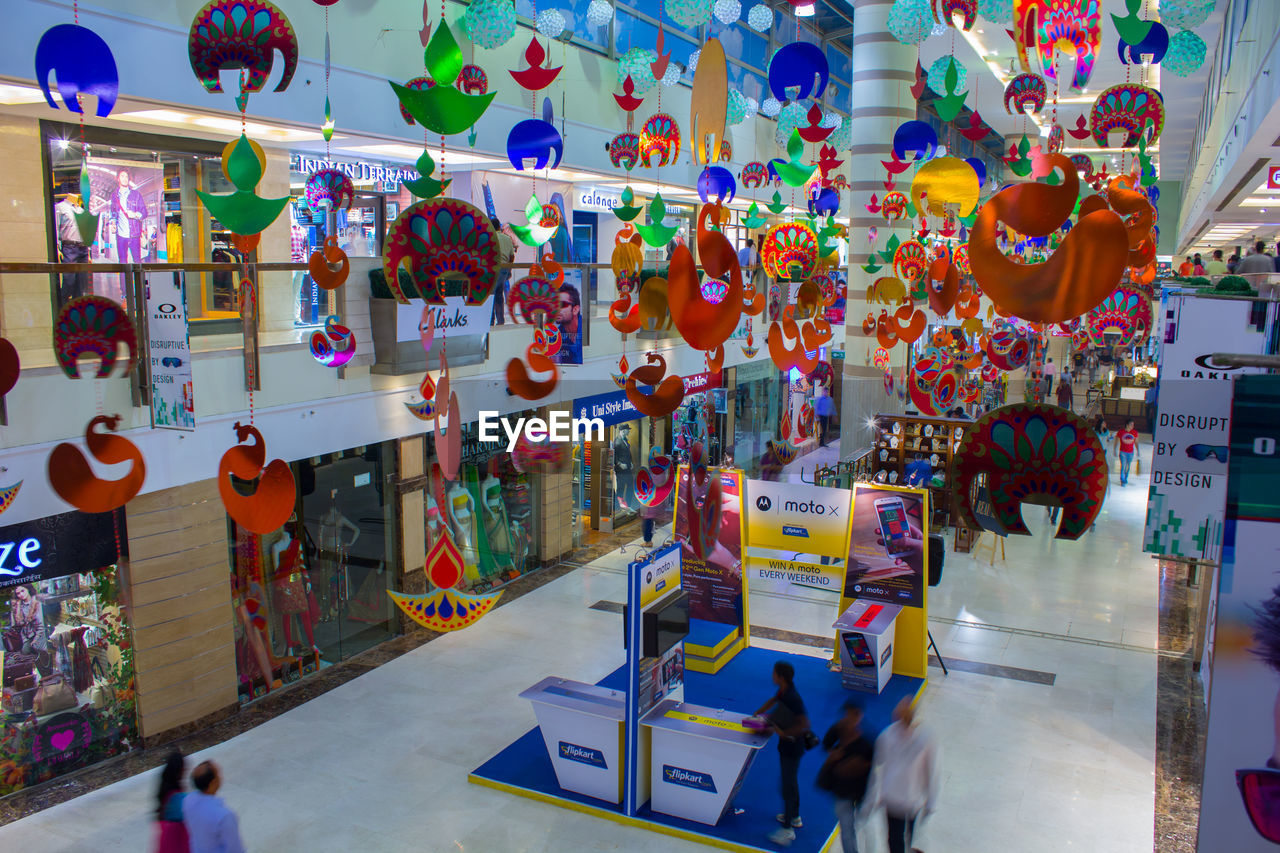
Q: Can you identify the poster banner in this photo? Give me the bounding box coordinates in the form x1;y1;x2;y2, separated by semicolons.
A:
840;484;929;608
744;478;852;554
1145;293;1277;562
145;271;195;430
1196;375;1280;851
392;297;495;343
640;542;682;609
82;156;165;303
673;468;745;626
556;268;586;365
744;554;845;596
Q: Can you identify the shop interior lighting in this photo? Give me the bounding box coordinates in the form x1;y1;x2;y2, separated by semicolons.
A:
795;2;815;16
0;82;50;105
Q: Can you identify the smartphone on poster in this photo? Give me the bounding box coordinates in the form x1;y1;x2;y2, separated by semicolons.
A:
842;632;875;667
874;496;913;558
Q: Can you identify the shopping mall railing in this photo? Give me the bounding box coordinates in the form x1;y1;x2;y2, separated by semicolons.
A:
814;447;874;489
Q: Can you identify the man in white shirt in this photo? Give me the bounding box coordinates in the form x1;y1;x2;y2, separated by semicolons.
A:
1043;358;1056;384
870;697;940;853
183;761;246;853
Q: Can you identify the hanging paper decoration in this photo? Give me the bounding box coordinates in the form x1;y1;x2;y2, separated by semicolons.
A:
934;0;978;29
617;47;659;93
771;130;817;187
404;149;451;199
188;0;297;107
927;56;968;94
760;96;782;117
697;167;737;203
0;481;20;516
952;404;1109;539
309;315;357;368
382;199;500;304
881;191;910;220
508;274;559;325
911;156;980;217
394;24;498;134
690;39;728;164
390;534;502;632
397;77;434;125
669;0;715;27
748;4;773;31
308;236;349;290
195;135;289;236
893;120;938;161
458;65;489;95
887;0;934;45
587;0;615;26
726;89;749;126
635;193;681;247
1090;84;1164;148
1012;0;1101;91
1117;21;1169;66
614;75;644;113
35;24;120;117
462;0;518;49
908;348;961;416
978;0;1011;22
636;452;676;507
640;113;681;167
48;415;145;513
535;8;566;37
1164;29;1207;77
53;295;138;379
767;42;828;103
714;0;742;23
1004;72;1046;114
669;231;742;350
626;353;685;417
1160;0;1214;30
893;240;929;283
969;153;1136;323
1087;287;1151;346
608;132;641;170
761;221;819;282
304;168;354;211
508;98;564;171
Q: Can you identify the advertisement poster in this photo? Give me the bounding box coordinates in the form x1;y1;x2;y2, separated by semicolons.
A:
556;268;587;366
82;156;165;303
1197;376;1280;851
841;484;928;608
744;479;852;554
1145;293;1276;562
393;296;495;343
673;468;745;626
145;271;195;430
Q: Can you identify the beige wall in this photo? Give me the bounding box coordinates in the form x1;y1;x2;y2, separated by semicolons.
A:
0;114;53;361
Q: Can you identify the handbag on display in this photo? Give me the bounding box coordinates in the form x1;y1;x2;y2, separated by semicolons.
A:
3;652;36;687
33;674;78;715
88;681;113;709
2;628;21;653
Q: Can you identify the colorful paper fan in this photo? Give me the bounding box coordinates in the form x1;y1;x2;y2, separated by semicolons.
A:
1026;0;1101;91
1003;72;1046;114
608;132;640;170
304;168;354;211
458;64;489;95
873;347;891;370
309;315;356;368
935;0;978;30
761;222;819;282
188;1;297;101
740;161;768;188
508;276;558;324
893;240;928;283
1090;84;1164;148
881;191;910;221
0;481;20;515
1087;287;1151;347
639;113;681;168
461;0;518;49
952;404;1109;539
767;439;799;466
382;198;499;304
54;296;138;379
35;24;120;117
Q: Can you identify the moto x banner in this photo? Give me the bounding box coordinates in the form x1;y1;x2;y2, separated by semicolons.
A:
744;479;852;556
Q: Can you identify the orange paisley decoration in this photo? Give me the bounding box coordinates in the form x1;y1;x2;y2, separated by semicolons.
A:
625;352;685;417
48;415;146;513
217;422;294;535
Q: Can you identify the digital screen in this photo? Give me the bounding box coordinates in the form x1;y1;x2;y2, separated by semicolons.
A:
653;591;690;658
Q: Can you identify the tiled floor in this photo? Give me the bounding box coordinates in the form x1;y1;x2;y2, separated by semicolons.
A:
0;446;1158;852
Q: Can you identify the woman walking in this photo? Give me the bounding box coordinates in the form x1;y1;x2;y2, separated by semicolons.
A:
153;751;190;853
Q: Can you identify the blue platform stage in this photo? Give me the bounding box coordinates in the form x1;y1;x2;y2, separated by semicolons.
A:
470;646;925;852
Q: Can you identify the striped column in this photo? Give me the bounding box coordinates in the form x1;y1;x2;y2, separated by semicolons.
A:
840;0;919;456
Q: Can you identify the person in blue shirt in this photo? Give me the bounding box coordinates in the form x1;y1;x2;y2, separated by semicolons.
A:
183;761;245;853
904;455;932;487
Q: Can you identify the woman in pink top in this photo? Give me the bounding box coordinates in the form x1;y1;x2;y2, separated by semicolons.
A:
1114;419;1139;486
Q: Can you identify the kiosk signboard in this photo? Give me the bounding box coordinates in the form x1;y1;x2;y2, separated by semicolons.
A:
673;468;745;624
841;484;928;608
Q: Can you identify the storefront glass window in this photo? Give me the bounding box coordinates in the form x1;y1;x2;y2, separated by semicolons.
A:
0;510;137;797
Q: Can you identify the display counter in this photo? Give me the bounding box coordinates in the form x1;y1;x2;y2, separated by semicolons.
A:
520;676;626;803
834;600;902;693
640;698;771;825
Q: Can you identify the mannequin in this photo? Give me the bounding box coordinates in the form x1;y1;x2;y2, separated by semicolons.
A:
447;480;480;585
270;524;317;655
481;473;514;572
613;424;636;510
319;499;361;617
426;491;446;545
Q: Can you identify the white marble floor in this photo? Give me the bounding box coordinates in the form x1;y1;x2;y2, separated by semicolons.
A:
0;446;1158;852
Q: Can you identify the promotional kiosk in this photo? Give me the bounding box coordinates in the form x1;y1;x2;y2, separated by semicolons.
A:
519;677;626;803
833;600;901;693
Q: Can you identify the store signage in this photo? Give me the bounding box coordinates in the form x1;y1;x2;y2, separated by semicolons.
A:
639;542;682;608
1269;164;1280;190
575;186;623;212
682;371;723;393
290;154;416;190
558;741;608;768
145;271;195;430
1144;292;1273;562
0;511;121;589
745;479;852;554
573;389;642;428
736;360;778;384
662;764;717;793
31;713;93;767
393;296;494;343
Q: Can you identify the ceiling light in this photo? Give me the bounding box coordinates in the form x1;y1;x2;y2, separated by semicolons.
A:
0;82;49;105
795;2;815;16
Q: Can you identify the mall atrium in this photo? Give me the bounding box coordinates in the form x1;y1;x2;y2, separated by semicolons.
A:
0;0;1274;851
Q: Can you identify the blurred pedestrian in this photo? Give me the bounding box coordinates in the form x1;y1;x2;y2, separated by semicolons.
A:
819;700;875;853
183;762;245;853
756;660;812;847
154;751;190;853
872;698;940;853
